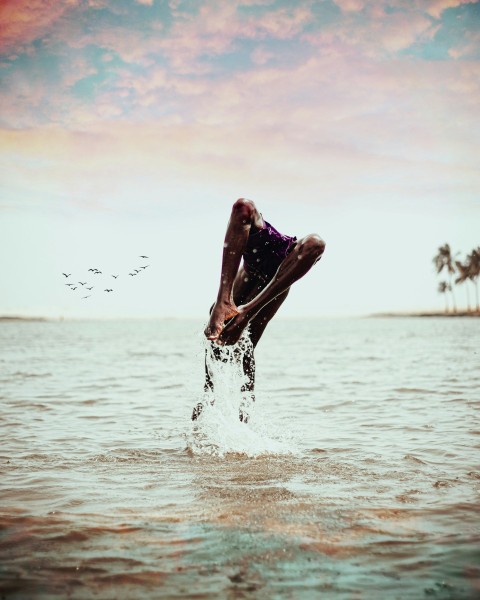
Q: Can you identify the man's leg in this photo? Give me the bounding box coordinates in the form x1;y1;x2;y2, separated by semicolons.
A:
219;234;325;345
204;199;264;341
237;288;290;422
192;284;290;422
248;288;290;349
192;266;265;421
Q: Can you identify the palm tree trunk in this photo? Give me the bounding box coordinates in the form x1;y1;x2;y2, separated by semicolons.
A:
444;293;449;314
449;274;457;312
465;284;471;312
475;280;479;313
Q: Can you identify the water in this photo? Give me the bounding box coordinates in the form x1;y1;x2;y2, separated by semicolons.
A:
1;317;479;599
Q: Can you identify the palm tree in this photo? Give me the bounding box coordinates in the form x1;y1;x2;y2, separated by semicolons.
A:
437;281;450;314
433;244;457;313
467;247;480;313
455;258;471;312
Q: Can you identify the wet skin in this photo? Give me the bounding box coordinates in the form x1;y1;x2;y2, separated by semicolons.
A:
204;200;264;341
194;199;325;421
205;199;325;346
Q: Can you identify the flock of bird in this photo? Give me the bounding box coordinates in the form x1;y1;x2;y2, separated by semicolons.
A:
62;256;150;299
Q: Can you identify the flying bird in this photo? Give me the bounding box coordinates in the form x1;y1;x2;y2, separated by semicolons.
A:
104;289;113;292
86;287;93;290
62;273;71;278
71;286;77;290
112;275;118;279
140;265;149;269
82;295;91;299
78;282;87;285
139;255;148;258
134;269;141;273
94;270;102;274
129;273;136;276
65;283;74;287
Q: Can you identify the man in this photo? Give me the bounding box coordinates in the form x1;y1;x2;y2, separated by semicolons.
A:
192;198;325;420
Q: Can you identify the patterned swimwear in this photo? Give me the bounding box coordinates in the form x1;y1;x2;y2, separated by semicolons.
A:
242;220;297;283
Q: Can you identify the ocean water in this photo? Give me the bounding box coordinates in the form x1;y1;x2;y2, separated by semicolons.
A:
1;317;479;599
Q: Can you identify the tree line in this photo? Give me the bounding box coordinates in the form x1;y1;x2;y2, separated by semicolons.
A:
433;244;480;313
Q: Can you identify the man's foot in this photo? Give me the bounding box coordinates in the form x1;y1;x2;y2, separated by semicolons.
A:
217;306;253;346
204;300;239;340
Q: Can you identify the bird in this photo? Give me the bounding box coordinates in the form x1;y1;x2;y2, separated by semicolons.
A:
78;281;87;285
129;273;136;276
140;265;149;269
104;289;113;292
86;287;93;291
134;269;141;273
94;270;102;274
71;286;77;290
139;255;148;258
88;268;96;272
112;275;118;279
65;283;74;287
82;295;91;299
62;273;71;278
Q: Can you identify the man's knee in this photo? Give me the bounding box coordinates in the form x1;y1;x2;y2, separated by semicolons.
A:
231;198;256;224
299;234;326;260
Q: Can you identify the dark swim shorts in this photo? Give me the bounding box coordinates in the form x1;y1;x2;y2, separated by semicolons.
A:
242;219;297;283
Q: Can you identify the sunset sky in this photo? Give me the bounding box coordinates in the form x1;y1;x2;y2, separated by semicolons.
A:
1;0;479;318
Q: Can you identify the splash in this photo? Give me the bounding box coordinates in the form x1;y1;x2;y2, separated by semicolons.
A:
187;328;295;458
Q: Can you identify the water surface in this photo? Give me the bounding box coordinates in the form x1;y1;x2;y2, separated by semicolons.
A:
1;318;479;598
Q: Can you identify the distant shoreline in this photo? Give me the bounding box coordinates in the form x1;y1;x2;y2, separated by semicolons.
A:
1;312;479;322
371;311;480;318
0;316;48;322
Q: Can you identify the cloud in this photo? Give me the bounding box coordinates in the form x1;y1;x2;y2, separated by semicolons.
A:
333;0;367;12
307;6;439;58
0;0;78;54
250;45;274;65
448;28;480;59
147;2;315;74
1;41;478;214
422;0;478;19
1;0;479;215
332;0;478;19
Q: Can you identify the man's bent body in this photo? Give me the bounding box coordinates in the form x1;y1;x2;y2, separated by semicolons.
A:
192;198;325;421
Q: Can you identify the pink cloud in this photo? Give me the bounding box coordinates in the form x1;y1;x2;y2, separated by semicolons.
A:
448;29;480;59
0;0;78;54
250;46;274;65
333;0;367;12
421;0;478;19
306;6;439;58
1;35;479;214
1;0;478;209
333;0;477;18
150;2;314;73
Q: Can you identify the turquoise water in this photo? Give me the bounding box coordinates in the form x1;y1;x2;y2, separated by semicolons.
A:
1;318;479;598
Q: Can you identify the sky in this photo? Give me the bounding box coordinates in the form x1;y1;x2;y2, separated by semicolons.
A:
0;0;479;319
